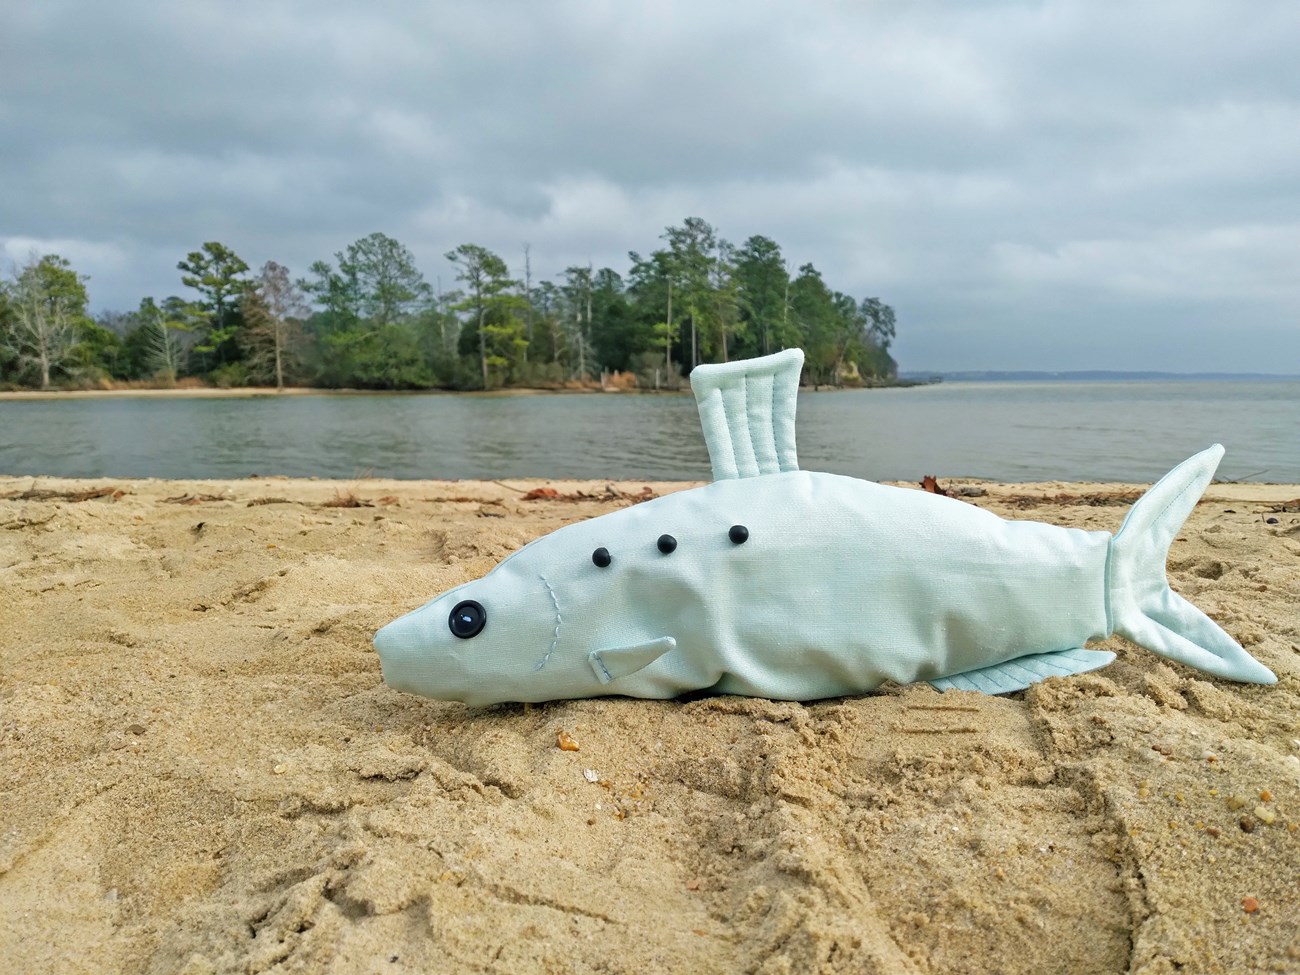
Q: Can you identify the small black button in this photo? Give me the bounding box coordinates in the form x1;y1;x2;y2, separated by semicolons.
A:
592;547;612;568
729;525;749;544
448;599;487;639
657;534;677;554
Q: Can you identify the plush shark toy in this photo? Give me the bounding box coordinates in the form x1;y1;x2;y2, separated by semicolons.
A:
374;348;1276;706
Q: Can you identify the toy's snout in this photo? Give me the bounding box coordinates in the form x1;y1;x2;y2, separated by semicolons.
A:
373;605;446;696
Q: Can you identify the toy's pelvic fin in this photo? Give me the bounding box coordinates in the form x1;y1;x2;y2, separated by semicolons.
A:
589;637;677;684
929;648;1116;694
1109;444;1276;684
690;348;803;480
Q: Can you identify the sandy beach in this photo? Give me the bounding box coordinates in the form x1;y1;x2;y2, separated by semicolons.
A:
1;473;1297;974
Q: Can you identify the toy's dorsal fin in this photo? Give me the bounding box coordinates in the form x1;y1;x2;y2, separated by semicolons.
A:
690;348;803;480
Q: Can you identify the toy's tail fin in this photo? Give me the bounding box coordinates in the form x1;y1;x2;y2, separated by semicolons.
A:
1109;444;1275;684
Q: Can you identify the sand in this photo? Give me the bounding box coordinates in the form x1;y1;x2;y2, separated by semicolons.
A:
1;473;1297;975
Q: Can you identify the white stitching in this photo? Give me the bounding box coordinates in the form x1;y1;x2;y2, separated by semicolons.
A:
534;574;562;671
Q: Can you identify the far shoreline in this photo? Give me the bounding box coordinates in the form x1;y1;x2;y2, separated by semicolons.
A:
0;385;648;401
0;379;930;401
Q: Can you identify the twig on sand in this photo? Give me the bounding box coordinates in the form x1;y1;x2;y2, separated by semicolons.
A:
1;485;126;502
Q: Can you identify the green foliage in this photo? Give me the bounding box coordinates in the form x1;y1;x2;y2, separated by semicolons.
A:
789;263;840;385
208;361;251;388
71;320;128;381
733;235;790;358
177;242;251;369
121;297;200;383
0;288;16;384
5;222;899;392
306;233;431;330
525;280;566;368
243;261;310;388
299;260;360;330
313;323;433;389
446;243;525;389
1;253;94;388
589;269;638;371
662;217;718;367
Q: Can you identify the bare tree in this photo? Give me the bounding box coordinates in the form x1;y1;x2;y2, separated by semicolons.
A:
562;264;594;380
243;261;309;389
522;242;534;357
137;297;198;385
1;254;88;389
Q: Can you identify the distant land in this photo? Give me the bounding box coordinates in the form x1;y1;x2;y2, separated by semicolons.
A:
900;370;1300;383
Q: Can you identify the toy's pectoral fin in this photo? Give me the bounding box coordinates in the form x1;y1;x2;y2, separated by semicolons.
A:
928;648;1116;695
589;637;677;685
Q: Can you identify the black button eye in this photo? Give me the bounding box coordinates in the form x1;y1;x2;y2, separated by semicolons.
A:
729;525;749;544
449;599;486;639
592;547;612;568
657;534;677;554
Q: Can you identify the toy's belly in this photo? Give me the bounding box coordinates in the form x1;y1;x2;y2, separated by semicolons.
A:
677;471;1111;700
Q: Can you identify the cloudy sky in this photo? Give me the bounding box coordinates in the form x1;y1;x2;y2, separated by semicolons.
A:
3;1;1298;371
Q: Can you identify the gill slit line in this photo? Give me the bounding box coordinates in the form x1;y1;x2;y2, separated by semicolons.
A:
535;574;562;671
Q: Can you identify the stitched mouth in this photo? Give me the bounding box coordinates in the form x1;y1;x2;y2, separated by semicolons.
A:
535;575;562;671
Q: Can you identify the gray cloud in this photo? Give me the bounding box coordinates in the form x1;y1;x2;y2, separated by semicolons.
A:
3;0;1298;370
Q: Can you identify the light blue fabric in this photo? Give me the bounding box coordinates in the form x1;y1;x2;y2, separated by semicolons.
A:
374;350;1277;705
690;348;801;480
928;649;1115;694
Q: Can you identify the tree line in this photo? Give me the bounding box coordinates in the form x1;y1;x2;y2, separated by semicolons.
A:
0;217;897;392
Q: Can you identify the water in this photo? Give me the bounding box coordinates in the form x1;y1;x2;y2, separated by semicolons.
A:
0;380;1296;483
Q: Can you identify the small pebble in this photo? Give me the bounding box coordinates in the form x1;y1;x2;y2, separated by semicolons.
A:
1258;789;1272;802
583;769;600;783
1205;826;1221;838
1242;896;1260;914
556;729;580;751
1227;795;1247;811
1254;806;1276;825
1239;816;1256;833
1265;517;1279;525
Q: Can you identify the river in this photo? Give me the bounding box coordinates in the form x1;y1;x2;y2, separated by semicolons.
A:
0;380;1296;483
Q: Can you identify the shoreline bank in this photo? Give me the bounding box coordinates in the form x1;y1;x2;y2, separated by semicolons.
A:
0;379;928;401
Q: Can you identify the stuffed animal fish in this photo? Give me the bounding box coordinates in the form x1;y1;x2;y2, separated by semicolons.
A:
374;349;1276;706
